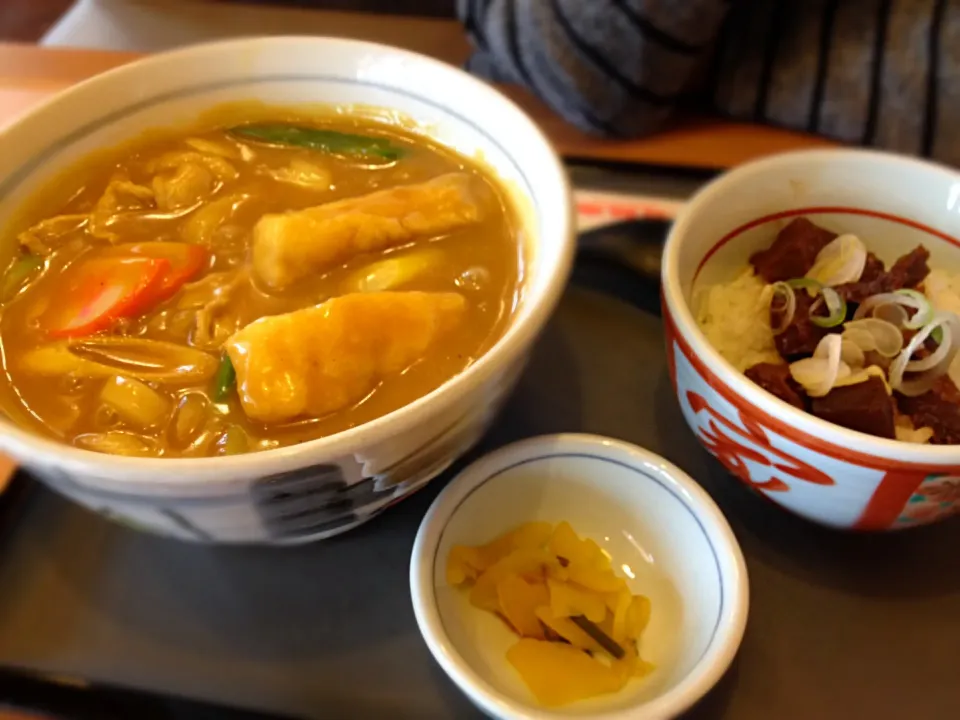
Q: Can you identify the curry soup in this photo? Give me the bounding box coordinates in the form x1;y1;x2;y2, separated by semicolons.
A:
0;109;523;458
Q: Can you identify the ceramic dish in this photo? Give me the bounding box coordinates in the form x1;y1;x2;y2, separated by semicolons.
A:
661;149;960;530
0;36;573;543
410;434;749;719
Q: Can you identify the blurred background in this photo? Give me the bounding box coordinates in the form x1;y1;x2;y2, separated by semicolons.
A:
2;0;457;48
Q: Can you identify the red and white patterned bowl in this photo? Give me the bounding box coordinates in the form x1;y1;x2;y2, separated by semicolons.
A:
661;149;960;530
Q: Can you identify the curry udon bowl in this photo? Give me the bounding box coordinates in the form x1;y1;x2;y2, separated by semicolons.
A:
662;149;960;531
0;37;573;543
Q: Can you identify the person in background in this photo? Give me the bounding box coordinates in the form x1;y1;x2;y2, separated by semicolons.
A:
457;0;960;166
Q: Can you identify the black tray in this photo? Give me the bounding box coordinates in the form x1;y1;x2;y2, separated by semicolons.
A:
0;179;958;720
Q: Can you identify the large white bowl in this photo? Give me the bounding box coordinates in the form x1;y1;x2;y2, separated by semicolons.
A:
0;37;574;543
662;149;960;530
410;434;749;720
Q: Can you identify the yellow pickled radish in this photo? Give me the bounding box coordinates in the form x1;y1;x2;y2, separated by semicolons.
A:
611;588;633;644
470;548;555;612
549;520;611;569
479;521;553;568
548;578;607;623
497;574;549;639
548;521;588;565
635;658;656;677
506;638;626;706
583;537;612;570
612;643;656;682
534;606;604;653
566;563;626;593
446;545;486;586
626;595;652;639
449;521;655;707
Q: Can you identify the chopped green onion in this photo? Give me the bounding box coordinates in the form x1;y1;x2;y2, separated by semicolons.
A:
213;354;236;402
229;124;404;160
786;277;823;297
932;326;944;344
810;287;847;328
1;254;43;300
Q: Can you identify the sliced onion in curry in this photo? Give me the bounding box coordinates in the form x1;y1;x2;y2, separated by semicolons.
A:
805;233;867;286
74;431;160;457
21;337;218;384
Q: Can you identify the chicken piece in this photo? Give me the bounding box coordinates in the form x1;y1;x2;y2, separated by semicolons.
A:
262;158;332;190
149;151;238;212
88;177;155;241
252;173;481;290
152;162;215;211
225;291;467;423
148;151;238;182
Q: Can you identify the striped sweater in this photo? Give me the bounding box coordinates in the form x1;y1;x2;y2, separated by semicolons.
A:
458;0;960;165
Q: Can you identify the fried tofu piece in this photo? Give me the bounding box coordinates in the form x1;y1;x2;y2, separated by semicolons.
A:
252;173;481;290
225;291;466;423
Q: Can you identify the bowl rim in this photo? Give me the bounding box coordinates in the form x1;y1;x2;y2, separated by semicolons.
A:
409;433;750;720
0;36;575;480
662;147;960;464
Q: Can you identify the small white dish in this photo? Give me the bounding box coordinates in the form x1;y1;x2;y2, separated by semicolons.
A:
410;434;749;720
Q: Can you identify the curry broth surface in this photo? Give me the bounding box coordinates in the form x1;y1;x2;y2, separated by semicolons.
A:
0;109;523;457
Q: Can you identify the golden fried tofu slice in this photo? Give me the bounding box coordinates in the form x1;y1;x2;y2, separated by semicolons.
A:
225;291;466;423
252;173;481;290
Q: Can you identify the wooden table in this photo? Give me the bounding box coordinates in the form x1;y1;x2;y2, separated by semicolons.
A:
0;38;833;170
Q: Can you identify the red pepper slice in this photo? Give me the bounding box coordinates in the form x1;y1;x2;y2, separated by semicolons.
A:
44;256;170;338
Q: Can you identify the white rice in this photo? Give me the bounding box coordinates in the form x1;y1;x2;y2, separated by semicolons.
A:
695;268;781;372
921;269;960;389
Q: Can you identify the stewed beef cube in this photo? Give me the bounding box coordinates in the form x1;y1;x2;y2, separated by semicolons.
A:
745;362;807;410
750;218;837;282
836;246;930;303
810;376;896;439
772;289;836;359
896;376;960;445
